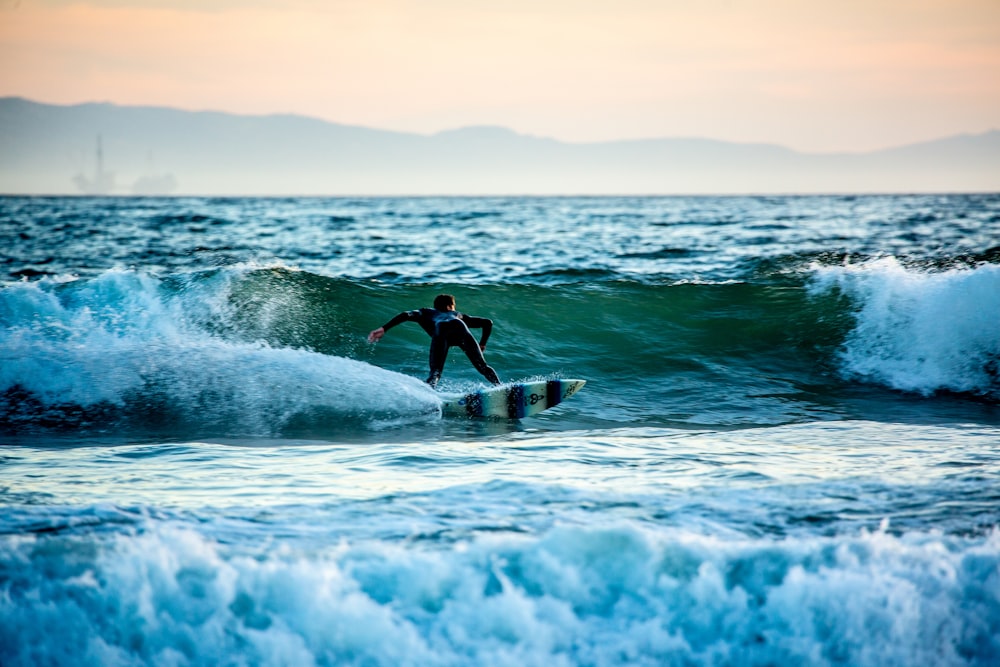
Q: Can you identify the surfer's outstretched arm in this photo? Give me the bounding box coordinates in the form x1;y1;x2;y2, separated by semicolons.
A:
368;311;419;343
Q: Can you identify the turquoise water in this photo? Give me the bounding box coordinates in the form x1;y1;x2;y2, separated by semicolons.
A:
2;195;999;665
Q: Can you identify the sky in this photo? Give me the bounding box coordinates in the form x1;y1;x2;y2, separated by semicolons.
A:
1;0;998;153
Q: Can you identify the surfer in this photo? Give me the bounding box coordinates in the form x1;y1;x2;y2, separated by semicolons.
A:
367;294;502;389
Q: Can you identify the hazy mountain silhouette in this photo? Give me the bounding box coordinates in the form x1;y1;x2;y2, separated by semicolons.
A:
1;97;997;195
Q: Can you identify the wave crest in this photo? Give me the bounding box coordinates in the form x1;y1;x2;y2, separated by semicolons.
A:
811;258;1000;397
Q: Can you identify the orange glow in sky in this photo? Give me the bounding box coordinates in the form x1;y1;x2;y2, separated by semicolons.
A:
1;0;998;152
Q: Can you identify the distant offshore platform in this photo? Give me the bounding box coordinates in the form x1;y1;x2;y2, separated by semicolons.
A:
74;135;177;195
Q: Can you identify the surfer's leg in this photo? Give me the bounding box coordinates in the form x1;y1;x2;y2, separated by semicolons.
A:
455;330;501;386
427;335;449;388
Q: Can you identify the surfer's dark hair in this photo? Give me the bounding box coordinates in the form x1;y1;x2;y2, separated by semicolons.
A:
434;294;455;310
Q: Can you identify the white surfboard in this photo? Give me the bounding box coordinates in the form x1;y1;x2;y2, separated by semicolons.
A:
440;378;586;419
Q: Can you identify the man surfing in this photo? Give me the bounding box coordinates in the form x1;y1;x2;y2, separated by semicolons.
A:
367;294;502;389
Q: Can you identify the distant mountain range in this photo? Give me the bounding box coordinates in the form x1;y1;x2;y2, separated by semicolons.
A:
1;97;997;195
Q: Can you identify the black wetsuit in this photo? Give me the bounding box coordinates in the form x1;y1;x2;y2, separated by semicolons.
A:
380;308;501;388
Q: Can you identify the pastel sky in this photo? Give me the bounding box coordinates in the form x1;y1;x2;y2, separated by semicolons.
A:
1;0;998;152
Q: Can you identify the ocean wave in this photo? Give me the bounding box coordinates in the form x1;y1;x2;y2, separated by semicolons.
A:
0;520;996;666
3;260;996;434
811;258;1000;398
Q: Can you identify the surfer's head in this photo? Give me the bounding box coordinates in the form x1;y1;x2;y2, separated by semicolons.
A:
434;294;456;311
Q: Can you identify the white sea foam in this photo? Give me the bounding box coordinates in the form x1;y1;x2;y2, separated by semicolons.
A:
0;269;439;432
811;258;1000;396
0;521;996;666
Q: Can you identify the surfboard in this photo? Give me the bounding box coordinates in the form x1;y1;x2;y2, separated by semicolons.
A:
440;378;586;419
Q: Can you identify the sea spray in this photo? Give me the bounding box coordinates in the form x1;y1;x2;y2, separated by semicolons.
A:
811;258;1000;397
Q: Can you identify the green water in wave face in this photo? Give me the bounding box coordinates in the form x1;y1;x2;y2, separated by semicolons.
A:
179;265;1000;426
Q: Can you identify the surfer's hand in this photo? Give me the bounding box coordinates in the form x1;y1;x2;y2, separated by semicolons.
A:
368;327;385;343
480;343;487;352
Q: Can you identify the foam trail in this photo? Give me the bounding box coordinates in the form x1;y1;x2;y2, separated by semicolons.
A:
811;258;1000;397
0;269;440;433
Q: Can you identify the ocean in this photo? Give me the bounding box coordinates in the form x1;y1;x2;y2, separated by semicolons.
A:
1;194;999;666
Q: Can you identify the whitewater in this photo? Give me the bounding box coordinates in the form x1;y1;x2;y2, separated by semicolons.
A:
1;195;998;666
